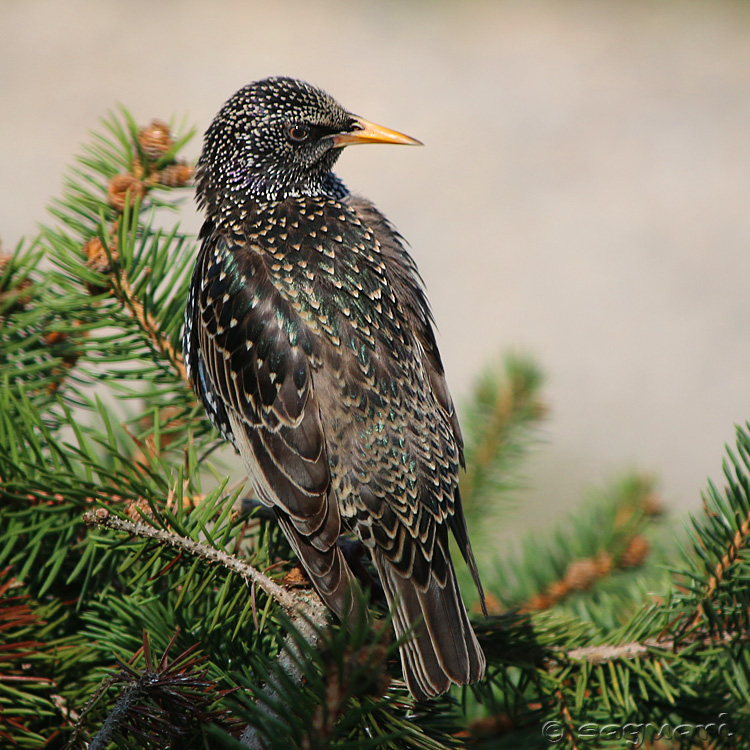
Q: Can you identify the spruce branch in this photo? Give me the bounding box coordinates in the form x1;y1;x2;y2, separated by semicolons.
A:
38;108;197;423
689;501;750;630
565;628;750;665
82;507;333;749
460;354;546;519
67;631;241;749
489;474;663;616
0;567;71;744
82;508;304;613
552;687;581;750
110;265;189;386
518;534;653;614
676;426;750;638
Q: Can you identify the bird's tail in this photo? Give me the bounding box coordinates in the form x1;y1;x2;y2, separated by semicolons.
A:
372;547;485;701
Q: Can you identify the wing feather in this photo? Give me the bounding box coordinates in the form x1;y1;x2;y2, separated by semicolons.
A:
190;230;336;546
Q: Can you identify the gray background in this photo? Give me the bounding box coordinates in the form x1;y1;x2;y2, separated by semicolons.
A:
3;0;750;540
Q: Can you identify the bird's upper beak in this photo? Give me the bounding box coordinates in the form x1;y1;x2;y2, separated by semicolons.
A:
331;116;423;148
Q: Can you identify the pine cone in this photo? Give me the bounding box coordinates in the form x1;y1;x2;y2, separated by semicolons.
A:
156;162;193;188
108;173;146;211
138;119;173;159
565;558;600;591
83;236;119;294
620;536;650;568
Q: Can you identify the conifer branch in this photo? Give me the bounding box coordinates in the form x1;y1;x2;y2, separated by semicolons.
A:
86;678;143;750
82;506;333;749
460;355;546;516
565;629;750;665
82;508;305;614
553;687;581;750
69;631;241;749
240;601;329;750
690;505;750;629
492;474;662;615
520;534;652;613
111;266;189;386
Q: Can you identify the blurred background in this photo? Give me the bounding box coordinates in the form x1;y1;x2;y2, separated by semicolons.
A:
3;0;750;540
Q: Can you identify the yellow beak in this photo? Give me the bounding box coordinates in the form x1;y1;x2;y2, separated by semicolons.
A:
331;116;423;147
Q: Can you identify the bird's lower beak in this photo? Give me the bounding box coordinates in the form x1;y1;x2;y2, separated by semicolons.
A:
331;116;423;147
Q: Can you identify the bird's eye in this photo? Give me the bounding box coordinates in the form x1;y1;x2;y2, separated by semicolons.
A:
286;124;310;144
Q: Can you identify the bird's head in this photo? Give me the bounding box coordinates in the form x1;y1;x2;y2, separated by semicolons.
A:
196;76;421;208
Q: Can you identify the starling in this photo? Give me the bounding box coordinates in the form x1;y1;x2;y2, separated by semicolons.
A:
184;76;486;700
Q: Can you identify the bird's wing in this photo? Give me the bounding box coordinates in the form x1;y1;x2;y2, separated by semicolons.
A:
186;225;340;551
344;197;465;465
344;196;485;610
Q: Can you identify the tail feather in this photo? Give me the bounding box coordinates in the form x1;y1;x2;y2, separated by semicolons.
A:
275;512;358;619
373;547;485;701
275;512;485;701
449;489;488;617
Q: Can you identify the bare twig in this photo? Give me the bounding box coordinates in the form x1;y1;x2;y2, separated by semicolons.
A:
565;629;750;665
82;508;298;611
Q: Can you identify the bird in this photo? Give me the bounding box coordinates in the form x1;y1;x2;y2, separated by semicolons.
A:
183;76;486;700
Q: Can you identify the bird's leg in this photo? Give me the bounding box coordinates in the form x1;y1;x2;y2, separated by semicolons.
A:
240;495;276;520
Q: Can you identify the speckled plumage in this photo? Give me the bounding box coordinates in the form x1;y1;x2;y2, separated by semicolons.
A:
183;76;486;700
